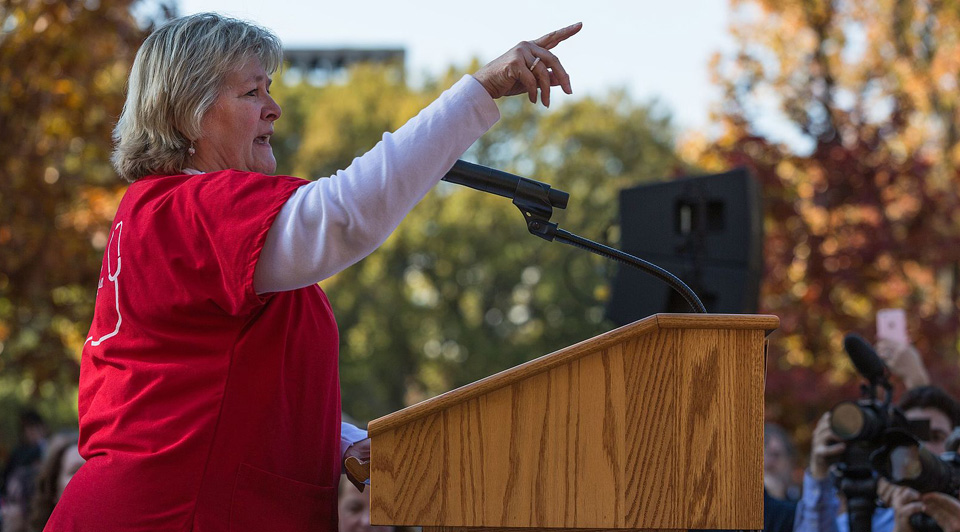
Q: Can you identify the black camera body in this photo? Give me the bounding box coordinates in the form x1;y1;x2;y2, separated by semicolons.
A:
829;334;960;532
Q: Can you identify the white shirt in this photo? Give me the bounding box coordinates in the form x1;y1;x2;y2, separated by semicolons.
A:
253;74;500;293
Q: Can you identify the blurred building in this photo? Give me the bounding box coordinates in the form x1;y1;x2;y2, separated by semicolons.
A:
283;47;405;84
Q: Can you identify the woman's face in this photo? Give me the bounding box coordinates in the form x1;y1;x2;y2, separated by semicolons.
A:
192;56;281;174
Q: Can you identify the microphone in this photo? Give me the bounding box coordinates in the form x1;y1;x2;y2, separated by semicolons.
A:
843;333;888;384
442;160;569;210
441;159;707;312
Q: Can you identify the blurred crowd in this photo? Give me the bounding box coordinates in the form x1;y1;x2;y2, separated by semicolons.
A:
764;339;960;532
0;412;83;532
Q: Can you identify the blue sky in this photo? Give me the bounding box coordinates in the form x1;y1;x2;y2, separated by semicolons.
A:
178;0;734;133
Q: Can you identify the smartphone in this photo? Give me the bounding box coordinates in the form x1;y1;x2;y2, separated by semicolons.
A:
877;308;909;345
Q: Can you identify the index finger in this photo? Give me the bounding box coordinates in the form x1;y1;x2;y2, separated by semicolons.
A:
922;492;960;512
815;414;832;432
878;478;894;497
533;22;583;50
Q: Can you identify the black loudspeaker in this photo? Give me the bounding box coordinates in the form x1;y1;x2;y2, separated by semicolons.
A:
606;167;763;325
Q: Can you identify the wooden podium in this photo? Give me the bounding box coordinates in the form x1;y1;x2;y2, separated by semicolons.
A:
366;313;778;531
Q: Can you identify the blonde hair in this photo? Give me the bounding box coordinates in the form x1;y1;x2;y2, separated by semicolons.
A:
112;13;282;182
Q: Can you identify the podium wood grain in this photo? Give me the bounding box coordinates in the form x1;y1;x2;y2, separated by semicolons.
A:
422;528;689;532
369;314;775;529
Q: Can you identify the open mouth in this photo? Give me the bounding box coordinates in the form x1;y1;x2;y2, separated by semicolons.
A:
254;135;271;145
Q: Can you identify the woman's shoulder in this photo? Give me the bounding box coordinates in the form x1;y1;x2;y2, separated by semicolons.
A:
128;170;306;203
122;170;308;221
134;169;306;189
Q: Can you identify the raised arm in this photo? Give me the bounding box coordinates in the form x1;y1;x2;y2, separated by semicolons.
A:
254;23;581;293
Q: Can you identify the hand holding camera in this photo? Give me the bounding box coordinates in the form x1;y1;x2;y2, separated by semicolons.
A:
811;412;846;480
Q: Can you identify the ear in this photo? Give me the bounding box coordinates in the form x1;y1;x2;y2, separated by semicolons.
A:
107;221;122;282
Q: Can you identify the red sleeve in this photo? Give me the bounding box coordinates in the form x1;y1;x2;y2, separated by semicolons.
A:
170;170;308;315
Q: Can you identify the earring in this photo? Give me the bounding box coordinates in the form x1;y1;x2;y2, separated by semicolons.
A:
188;141;196;157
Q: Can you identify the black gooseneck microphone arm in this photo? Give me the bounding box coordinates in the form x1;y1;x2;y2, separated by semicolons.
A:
442;160;707;314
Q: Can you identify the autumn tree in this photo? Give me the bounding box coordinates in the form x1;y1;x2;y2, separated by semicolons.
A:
0;0;172;447
3;3;686;440
688;0;960;438
273;64;685;422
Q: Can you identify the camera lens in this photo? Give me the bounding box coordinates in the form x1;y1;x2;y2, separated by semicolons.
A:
832;402;866;439
888;445;923;482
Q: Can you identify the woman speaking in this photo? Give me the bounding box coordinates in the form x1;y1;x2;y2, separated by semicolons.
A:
46;12;580;532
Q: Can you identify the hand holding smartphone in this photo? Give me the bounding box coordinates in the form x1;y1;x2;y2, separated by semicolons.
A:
874;308;929;388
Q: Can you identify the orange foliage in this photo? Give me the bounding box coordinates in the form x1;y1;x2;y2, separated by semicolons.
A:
689;0;960;448
0;0;172;419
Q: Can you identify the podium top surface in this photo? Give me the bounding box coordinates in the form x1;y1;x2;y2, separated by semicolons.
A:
367;313;778;436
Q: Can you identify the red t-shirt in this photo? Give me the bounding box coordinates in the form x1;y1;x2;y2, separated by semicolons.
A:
47;170;343;532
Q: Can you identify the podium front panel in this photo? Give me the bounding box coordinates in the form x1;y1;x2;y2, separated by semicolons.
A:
370;316;768;530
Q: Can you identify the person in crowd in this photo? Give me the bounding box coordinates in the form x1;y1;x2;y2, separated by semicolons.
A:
0;410;46;500
0;410;47;532
45;12;580;532
885;397;960;532
765;423;800;532
795;385;960;532
0;465;35;532
337;474;391;532
766;422;800;501
29;432;84;532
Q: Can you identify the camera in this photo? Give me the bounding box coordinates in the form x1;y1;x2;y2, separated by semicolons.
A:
874;432;960;495
872;428;960;532
827;334;943;532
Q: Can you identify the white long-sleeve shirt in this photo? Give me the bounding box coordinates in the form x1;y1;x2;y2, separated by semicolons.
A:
252;74;500;294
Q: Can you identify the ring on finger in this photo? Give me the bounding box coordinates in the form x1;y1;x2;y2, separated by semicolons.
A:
529;57;541;71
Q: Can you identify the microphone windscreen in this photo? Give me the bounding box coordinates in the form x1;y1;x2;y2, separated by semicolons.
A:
844;333;887;381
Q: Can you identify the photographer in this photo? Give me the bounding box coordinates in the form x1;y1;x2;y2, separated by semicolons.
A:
794;386;960;532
